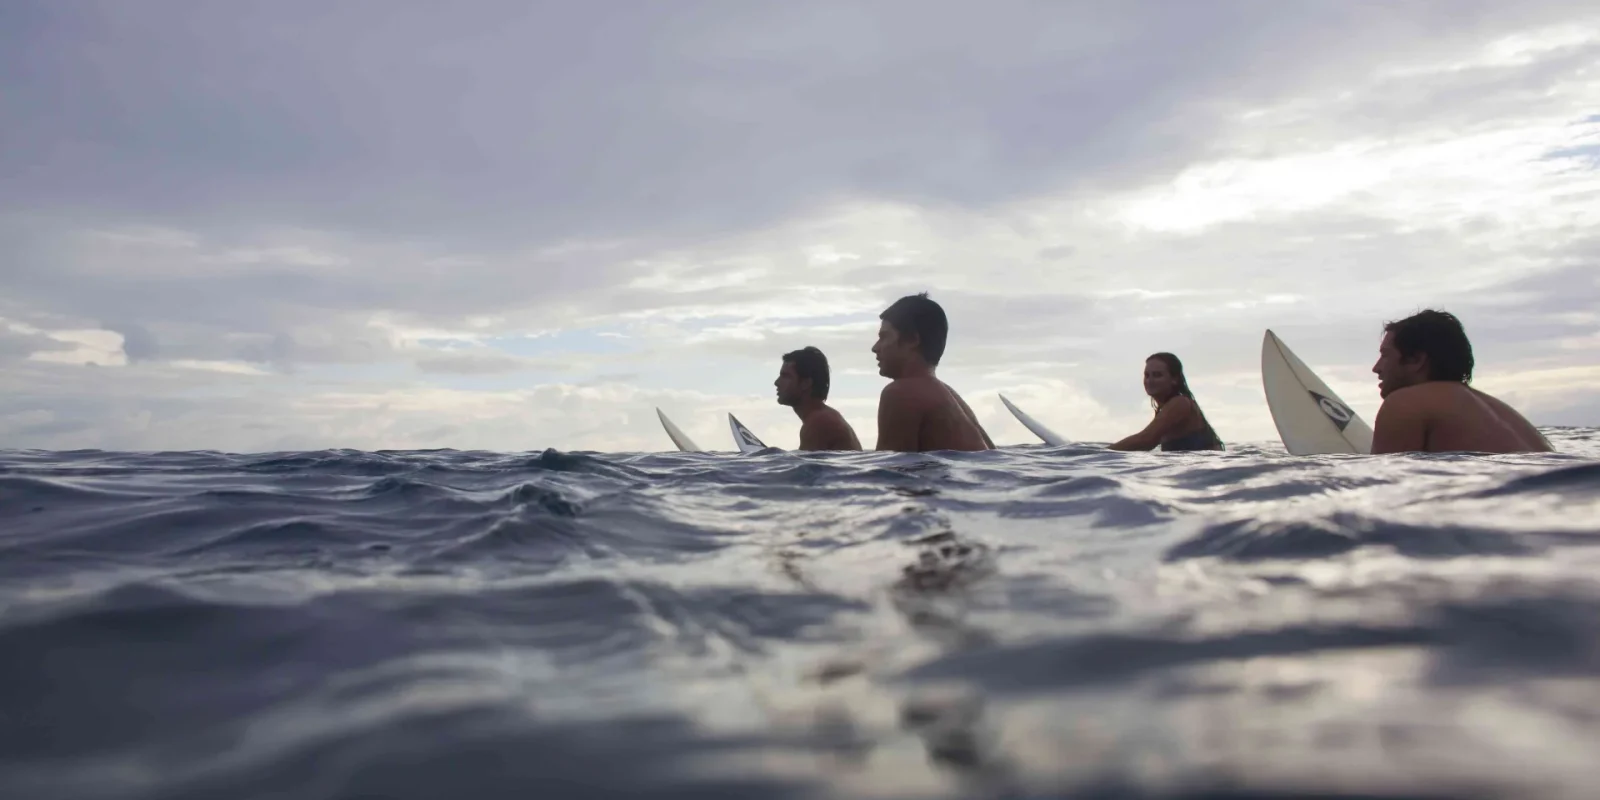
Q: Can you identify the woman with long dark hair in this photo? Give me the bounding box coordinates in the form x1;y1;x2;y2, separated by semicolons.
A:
1108;352;1223;451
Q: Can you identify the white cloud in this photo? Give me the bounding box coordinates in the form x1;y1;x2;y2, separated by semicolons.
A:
23;327;127;367
1475;364;1600;420
1111;91;1600;238
167;360;271;376
1379;21;1600;77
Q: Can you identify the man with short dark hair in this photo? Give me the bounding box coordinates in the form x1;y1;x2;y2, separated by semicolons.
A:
775;346;861;451
871;292;994;452
1370;309;1551;453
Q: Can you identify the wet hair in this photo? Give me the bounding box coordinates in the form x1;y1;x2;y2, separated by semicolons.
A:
782;346;830;400
879;292;947;366
1146;352;1195;403
1147;352;1223;447
1383;309;1474;384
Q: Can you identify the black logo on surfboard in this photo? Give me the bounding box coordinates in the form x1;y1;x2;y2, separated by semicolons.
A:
1309;390;1354;430
733;419;766;448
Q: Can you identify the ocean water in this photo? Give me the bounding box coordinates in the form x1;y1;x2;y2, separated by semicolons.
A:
3;429;1600;800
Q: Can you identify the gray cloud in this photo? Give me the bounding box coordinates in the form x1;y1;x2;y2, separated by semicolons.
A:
4;1;1592;248
1539;397;1600;427
0;358;737;453
1478;250;1600;319
410;348;584;376
2;2;1598;450
0;326;73;361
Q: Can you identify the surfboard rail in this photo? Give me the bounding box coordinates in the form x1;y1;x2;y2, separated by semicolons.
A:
655;407;704;452
998;394;1070;446
1260;329;1373;455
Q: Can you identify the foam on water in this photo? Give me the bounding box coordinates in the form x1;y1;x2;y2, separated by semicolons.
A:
3;429;1599;799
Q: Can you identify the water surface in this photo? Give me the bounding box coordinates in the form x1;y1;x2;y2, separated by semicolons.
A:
3;429;1599;799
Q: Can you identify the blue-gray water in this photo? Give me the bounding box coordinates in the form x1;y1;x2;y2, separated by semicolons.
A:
4;429;1600;800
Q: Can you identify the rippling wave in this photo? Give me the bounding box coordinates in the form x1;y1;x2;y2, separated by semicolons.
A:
3;429;1599;799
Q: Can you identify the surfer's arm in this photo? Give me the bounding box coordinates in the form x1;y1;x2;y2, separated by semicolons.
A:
1108;397;1190;451
1371;391;1430;454
951;391;995;449
798;422;824;451
875;383;921;452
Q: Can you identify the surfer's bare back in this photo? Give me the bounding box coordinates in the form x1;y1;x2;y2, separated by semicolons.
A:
774;346;861;451
1370;310;1550;454
870;293;993;453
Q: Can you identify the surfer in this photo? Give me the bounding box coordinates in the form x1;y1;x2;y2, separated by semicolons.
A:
871;292;994;452
1108;352;1224;451
1370;309;1552;454
775;346;862;451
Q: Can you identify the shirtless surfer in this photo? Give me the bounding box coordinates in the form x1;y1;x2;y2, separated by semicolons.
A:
774;346;862;451
1370;309;1552;454
871;292;994;452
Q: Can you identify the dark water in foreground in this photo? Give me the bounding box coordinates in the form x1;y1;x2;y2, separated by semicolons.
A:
3;429;1600;800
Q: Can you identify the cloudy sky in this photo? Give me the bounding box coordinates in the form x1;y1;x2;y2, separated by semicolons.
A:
2;1;1597;453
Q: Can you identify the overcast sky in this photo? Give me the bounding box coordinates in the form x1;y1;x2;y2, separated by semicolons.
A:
2;1;1598;453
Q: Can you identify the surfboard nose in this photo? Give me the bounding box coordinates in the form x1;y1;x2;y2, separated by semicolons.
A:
1260;328;1373;456
656;407;704;452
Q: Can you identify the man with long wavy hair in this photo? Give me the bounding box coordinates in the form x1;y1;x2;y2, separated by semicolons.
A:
1370;309;1551;454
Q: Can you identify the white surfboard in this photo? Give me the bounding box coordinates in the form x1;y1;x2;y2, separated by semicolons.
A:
728;413;774;454
655;407;704;452
998;393;1070;447
1260;330;1373;455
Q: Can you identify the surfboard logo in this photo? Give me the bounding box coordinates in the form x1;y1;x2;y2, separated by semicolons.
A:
733;419;766;448
1309;390;1354;430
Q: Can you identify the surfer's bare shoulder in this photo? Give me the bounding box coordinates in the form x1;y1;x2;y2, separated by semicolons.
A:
1371;383;1440;454
800;406;862;451
1374;382;1553;454
876;379;931;451
943;382;996;449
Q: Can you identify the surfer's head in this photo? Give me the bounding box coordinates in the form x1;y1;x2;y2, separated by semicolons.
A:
1375;309;1474;397
776;346;830;406
1143;352;1193;403
874;292;947;378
